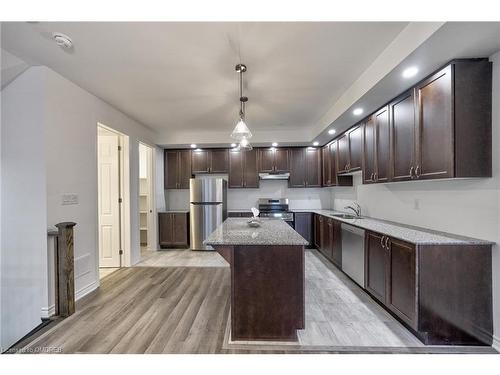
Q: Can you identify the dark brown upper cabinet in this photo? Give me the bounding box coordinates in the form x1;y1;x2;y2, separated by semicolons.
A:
322;144;332;187
389;89;416;182
362;115;376;184
191;149;228;174
258;148;289;173
289;147;321;188
362;107;390;184
389;59;492;182
337;125;362;174
164;149;192;189
228;149;258;188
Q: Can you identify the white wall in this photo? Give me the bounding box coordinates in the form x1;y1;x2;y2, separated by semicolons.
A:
44;66;157;287
1;65;157;349
166;177;332;211
332;51;500;349
1;67;47;350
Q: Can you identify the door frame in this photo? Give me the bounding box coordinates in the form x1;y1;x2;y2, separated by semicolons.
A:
96;123;131;270
138;141;157;252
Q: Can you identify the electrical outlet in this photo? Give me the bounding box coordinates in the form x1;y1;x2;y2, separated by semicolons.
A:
62;194;78;205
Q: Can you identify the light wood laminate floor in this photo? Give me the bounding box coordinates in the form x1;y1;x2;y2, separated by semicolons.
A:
22;249;495;354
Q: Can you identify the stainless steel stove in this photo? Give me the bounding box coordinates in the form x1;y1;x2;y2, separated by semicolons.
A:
258;198;294;225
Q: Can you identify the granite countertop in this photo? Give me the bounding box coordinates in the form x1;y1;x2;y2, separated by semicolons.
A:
291;209;493;246
204;218;309;246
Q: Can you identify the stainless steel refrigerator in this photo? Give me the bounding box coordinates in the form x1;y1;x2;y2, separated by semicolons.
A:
189;178;227;250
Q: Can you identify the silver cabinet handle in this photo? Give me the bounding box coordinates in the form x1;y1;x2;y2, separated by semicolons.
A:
415;165;421;178
374;172;378;182
385;237;390;249
380;235;385;248
370;172;374;181
409;166;414;179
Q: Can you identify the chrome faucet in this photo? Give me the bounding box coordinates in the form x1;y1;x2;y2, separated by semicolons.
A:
344;202;361;217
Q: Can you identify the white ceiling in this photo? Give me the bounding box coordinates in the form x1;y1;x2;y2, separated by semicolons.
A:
1;22;408;145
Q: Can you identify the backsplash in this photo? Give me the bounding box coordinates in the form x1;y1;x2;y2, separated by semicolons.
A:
165;176;332;211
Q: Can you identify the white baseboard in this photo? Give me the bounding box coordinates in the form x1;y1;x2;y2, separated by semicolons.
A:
40;304;56;319
493;334;500;352
75;280;99;301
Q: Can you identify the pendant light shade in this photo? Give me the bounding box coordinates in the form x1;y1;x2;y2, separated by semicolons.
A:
231;117;252;140
235;136;253;151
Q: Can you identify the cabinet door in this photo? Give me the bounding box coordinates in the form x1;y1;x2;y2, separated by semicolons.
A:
348;125;363;171
171;213;189;247
324;218;334;260
243;149;259;188
387;238;417;328
331;220;342;268
258;148;275;172
390;90;416;182
318;215;326;254
191;149;209;173
164;150;179;189
337;134;349;173
294;212;313;248
365;231;388;304
210;149;229;173
288;148;306;188
178;150;192;189
274;148;289;172
375;106;390;183
314;214;321;249
228;149;244;188
322;145;331;186
329;141;338;185
363;116;376;184
158;213;173;246
305;147;322;187
416;65;453;180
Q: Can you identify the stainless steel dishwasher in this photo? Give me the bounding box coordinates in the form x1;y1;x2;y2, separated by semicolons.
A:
341;223;365;287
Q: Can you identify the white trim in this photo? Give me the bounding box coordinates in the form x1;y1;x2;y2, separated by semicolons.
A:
40;304;56;319
75;280;99;301
493;334;500;352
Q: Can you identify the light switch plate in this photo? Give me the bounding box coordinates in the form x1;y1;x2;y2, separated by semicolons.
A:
62;193;78;205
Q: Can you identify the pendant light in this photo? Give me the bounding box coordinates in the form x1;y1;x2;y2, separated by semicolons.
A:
231;63;253;150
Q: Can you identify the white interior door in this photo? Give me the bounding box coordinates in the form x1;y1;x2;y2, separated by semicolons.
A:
98;132;121;267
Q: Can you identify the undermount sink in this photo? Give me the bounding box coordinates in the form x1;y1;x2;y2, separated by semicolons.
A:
331;213;362;220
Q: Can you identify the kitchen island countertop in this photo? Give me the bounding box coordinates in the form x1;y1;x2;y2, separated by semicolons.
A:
204;217;308;246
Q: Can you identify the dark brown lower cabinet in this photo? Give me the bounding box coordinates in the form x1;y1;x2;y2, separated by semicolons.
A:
365;231;388;304
365;230;492;345
294;212;313;248
159;212;189;248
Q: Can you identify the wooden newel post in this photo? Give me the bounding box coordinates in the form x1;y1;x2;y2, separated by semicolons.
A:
55;222;77;317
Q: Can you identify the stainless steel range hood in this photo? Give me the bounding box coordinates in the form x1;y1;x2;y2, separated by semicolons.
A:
259;172;290;180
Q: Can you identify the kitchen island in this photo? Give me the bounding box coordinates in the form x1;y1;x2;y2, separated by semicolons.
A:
205;218;308;341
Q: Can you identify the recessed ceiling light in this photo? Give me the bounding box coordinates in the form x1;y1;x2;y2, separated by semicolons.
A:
231;143;237;147
313;141;319;146
190;144;197;148
328;129;336;135
272;142;278;147
52;32;73;49
353;108;363;116
402;66;419;79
